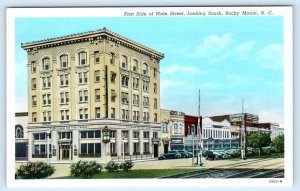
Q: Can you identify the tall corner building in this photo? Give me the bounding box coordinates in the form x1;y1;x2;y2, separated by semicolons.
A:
21;28;164;162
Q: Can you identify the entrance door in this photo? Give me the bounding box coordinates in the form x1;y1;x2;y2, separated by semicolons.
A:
62;149;70;160
153;144;158;157
164;144;169;154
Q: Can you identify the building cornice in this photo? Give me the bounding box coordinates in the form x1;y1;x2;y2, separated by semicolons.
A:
21;27;164;61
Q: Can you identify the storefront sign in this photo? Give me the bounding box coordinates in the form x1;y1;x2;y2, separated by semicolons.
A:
171;138;183;144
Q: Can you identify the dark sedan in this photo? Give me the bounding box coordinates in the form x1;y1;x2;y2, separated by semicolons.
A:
158;153;181;160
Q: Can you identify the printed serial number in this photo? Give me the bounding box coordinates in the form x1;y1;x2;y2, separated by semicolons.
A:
269;180;283;183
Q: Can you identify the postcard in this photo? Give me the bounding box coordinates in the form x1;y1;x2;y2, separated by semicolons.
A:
6;6;293;188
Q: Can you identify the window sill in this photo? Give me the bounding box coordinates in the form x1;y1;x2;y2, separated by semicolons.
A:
78;101;88;104
78;83;88;86
60;103;69;105
42;87;51;90
42;105;51;107
59;85;69;88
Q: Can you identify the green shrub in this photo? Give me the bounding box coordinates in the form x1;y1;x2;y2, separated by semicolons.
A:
119;160;134;172
16;161;55;179
105;161;119;172
70;160;103;178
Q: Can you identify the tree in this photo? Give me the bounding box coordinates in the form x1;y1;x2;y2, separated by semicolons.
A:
247;131;271;157
272;135;284;153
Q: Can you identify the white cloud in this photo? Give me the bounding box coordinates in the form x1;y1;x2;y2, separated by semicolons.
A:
258;109;283;124
236;40;256;60
257;44;283;70
161;65;202;74
192;33;233;63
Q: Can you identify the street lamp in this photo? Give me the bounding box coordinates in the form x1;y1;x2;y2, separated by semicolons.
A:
46;128;50;165
102;126;111;162
122;135;125;161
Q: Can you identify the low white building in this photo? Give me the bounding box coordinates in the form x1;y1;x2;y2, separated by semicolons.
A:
202;117;232;149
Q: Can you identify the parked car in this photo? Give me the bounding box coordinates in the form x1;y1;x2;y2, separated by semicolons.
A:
176;150;193;158
158;153;181;160
205;150;216;160
168;150;182;158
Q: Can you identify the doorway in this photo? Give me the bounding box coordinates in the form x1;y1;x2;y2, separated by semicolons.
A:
62;149;70;160
164;144;169;154
153;144;158;157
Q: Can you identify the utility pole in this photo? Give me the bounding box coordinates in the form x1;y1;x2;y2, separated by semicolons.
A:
241;99;246;160
198;89;203;166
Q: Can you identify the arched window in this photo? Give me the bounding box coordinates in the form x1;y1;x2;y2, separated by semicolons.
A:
60;55;68;68
15;125;24;138
142;63;148;75
133;59;138;72
173;123;178;134
121;55;128;69
162;122;168;133
78;51;87;65
42;57;50;70
179;124;183;134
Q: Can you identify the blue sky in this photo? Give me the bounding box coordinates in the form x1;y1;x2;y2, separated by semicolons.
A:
15;16;284;124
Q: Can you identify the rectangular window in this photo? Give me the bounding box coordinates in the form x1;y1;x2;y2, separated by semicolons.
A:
65;92;69;103
60;92;64;103
95;143;101;154
60;75;64;86
154;113;157;123
110;52;115;64
78;73;82;84
31;78;36;90
65;74;69;85
133;131;139;138
60;74;69;86
122;131;129;139
111;90;116;102
95;89;100;101
84;108;88;119
143;80;149;92
143;96;149;108
79;91;83;102
66;110;69;120
81;144;87;154
95;107;100;119
47;94;51;105
154;98;157;109
61;110;64;121
121;76;129;87
154;83;157;94
47;77;51;87
84;72;88;83
153;132;158;138
48;111;51;121
95;70;100;82
110;72;116;83
94;51;100;64
121;92;129;105
84;90;88;101
143;142;149;152
153;68;157;77
32;96;37;107
110;130;116;138
32;112;37;123
143;132;149;139
59;132;72;139
133;143;139;153
88;143;94;154
79;52;87;65
111;108;115;119
79;109;83;119
31;61;36;73
110;143;116;153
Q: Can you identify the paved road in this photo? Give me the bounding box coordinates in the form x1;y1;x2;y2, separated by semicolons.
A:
15;157;284;178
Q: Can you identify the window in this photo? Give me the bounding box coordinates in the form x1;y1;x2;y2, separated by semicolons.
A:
32;112;37;122
60;74;69;86
65;92;69;103
133;131;139;138
94;51;100;64
31;61;36;73
179;124;182;134
60;55;68;68
79;90;88;102
60;110;69;121
15;125;24;138
111;90;116;102
110;143;116;153
133;77;139;89
34;133;48;140
111;108;115;119
34;144;51;155
154;83;157;94
94;70;100;82
142;63;148;75
43;111;51;122
154;98;157;109
95;107;101;119
153;132;158;138
163;122;168;133
42;77;51;88
143;142;149;153
42;57;50;70
110;52;115;65
121;55;128;69
79;108;88;120
78;52;87;65
133;111;139;121
32;96;37;107
121;109;129;120
143;96;149;108
78;72;88;84
42;94;51;106
121;92;129;105
121;75;129;87
110;130;116;138
143;112;149;122
80;131;101;139
143;131;149;139
59;132;72;139
153;68;157;77
95;89;100;101
142;80;149;92
154;113;158;123
31;78;36;90
133;143;139;153
174;123;178;134
122;131;129;139
60;92;64;103
133;94;139;105
111;72;116;83
133;59;138;72
124;143;129;153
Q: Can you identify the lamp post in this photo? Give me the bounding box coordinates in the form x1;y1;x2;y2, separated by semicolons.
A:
122;135;125;161
102;126;111;163
46;128;50;165
192;131;194;166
